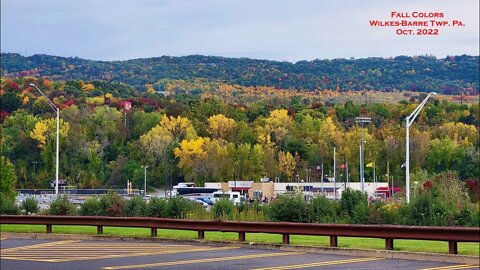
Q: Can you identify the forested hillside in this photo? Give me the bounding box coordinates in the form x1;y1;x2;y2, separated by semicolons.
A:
1;53;478;95
1;76;478;192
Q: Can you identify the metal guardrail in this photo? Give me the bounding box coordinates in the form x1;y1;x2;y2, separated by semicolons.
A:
1;215;479;254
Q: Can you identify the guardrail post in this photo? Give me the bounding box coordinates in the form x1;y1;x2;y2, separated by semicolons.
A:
385;238;394;250
151;228;157;237
97;225;103;234
448;241;458;254
198;230;205;239
238;232;246;242
330;236;338;247
282;234;290;244
46;224;52;233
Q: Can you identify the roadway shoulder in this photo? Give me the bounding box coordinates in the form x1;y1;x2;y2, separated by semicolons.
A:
1;232;478;265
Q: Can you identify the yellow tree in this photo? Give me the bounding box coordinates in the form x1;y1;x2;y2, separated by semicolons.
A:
30;118;70;149
278;151;296;181
160;115;193;141
145;84;156;94
435;122;478;147
30;118;70;175
207;114;237;140
82;83;95;92
174;137;209;183
139;126;174;164
251;144;266;180
203;139;233;182
265;109;292;144
316;116;343;163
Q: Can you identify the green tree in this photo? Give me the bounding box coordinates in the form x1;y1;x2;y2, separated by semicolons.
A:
0;156;17;200
0;92;22;113
267;194;309;223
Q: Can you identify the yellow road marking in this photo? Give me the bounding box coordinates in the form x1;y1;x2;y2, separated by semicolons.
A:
2;246;237;263
418;265;479;270
2;247;226;256
1;240;79;252
250;257;384;270
103;251;304;270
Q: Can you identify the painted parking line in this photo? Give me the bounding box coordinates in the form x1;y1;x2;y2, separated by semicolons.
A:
1;240;237;263
1;240;80;252
103;251;304;270
418;265;480;270
250;257;385;270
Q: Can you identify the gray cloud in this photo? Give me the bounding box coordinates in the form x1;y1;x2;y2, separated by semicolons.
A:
1;0;478;62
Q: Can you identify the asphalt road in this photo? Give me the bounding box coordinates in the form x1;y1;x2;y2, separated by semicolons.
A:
0;238;478;270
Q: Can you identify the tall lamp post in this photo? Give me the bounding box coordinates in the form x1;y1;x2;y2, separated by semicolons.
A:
355;116;371;193
31;161;38;192
141;165;148;196
405;92;437;203
30;84;60;196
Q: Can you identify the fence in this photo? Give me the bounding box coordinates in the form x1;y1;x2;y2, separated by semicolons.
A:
1;215;478;254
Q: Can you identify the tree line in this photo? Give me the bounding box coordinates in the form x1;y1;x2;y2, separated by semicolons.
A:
1;53;478;95
0;77;479;193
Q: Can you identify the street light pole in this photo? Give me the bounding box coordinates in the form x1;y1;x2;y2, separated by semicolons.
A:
32;161;38;192
30;84;60;196
333;146;336;200
141;165;148;196
405;92;437;203
355;117;371;193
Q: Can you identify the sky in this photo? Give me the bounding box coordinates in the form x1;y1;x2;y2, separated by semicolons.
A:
1;0;478;62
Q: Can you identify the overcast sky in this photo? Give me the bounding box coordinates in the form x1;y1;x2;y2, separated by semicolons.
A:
1;0;478;62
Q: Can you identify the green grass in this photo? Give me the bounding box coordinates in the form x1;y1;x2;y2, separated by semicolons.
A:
1;224;478;256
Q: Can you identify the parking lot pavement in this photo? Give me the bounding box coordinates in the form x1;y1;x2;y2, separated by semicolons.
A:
1;238;478;270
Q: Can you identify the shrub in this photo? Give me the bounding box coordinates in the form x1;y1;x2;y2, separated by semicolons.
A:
405;189;452;226
99;193;125;217
234;201;267;221
380;201;402;225
366;201;386;224
469;205;480;227
146;197;167;217
0;193;19;215
454;207;472;226
79;197;101;216
309;196;337;223
21;197;39;215
267;194;309;223
124;196;147;217
405;172;470;226
48;196;77;216
211;198;235;220
338;188;369;224
165;196;195;219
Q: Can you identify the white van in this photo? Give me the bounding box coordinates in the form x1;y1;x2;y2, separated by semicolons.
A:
212;191;243;204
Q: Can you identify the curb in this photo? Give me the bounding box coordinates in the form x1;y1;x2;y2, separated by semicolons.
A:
1;232;478;265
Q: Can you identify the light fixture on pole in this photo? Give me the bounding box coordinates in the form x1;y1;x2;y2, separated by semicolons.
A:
405;92;437;203
30;83;60;196
355;116;371;193
141;165;148;196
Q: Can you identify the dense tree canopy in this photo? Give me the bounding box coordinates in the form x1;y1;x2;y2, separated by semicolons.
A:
1;53;478;95
0;76;478;191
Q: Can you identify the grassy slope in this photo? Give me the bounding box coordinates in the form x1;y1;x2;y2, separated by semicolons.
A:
1;224;478;256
